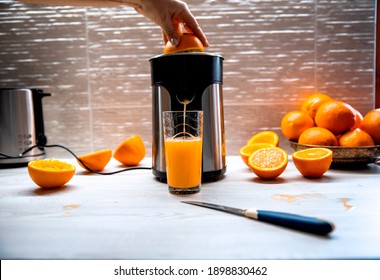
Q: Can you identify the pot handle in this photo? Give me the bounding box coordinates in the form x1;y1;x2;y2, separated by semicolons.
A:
32;89;51;147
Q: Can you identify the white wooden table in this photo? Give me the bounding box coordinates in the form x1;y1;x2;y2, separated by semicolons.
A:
1;156;380;259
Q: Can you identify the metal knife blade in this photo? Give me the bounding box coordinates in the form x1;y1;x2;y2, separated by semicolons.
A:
181;200;335;235
181;200;247;217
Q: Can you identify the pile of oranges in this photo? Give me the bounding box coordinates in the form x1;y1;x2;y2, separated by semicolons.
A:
281;93;380;147
240;94;379;180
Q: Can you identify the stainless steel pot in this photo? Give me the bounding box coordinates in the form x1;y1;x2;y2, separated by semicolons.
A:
0;88;50;167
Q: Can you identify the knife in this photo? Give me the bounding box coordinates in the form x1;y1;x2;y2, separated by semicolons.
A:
181;201;335;235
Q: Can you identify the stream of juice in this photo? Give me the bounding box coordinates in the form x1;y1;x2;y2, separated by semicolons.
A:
182;99;188;133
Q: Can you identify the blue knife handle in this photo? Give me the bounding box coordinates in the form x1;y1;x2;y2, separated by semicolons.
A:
255;210;335;235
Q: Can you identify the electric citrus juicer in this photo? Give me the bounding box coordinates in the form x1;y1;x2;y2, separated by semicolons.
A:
149;52;226;182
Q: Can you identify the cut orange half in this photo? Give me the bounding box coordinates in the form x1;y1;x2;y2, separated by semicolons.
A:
77;149;112;171
163;33;204;54
247;131;279;147
114;134;146;166
248;147;288;179
28;159;76;188
239;143;275;166
292;148;332;178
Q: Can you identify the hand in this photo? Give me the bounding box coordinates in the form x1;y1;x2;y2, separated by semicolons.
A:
130;0;209;47
19;1;209;47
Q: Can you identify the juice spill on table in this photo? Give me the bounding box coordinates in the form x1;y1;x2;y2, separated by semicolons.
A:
63;204;80;209
63;204;80;215
340;198;355;210
272;193;323;202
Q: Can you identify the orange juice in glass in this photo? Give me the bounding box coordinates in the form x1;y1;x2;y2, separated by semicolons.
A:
163;111;203;194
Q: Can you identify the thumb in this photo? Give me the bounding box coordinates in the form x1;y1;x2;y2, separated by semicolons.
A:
162;21;180;46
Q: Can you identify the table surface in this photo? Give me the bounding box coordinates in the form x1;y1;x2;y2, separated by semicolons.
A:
1;156;380;260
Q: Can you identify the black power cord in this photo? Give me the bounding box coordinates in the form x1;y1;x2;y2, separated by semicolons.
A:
2;144;152;175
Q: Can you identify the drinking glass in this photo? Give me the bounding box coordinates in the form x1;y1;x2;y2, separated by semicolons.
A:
163;111;203;194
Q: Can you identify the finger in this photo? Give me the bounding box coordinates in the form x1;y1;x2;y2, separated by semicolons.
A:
179;11;209;47
190;25;209;48
161;16;180;46
162;30;168;44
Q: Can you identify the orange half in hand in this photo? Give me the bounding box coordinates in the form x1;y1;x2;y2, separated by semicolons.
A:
28;159;76;188
248;147;288;179
114;134;146;166
77;149;112;171
163;33;204;54
292;148;332;178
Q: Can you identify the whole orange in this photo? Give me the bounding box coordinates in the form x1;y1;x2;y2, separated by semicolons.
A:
339;128;375;147
298;127;338;146
315;100;356;134
360;108;380;144
281;110;315;141
301;93;333;119
351;109;364;130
